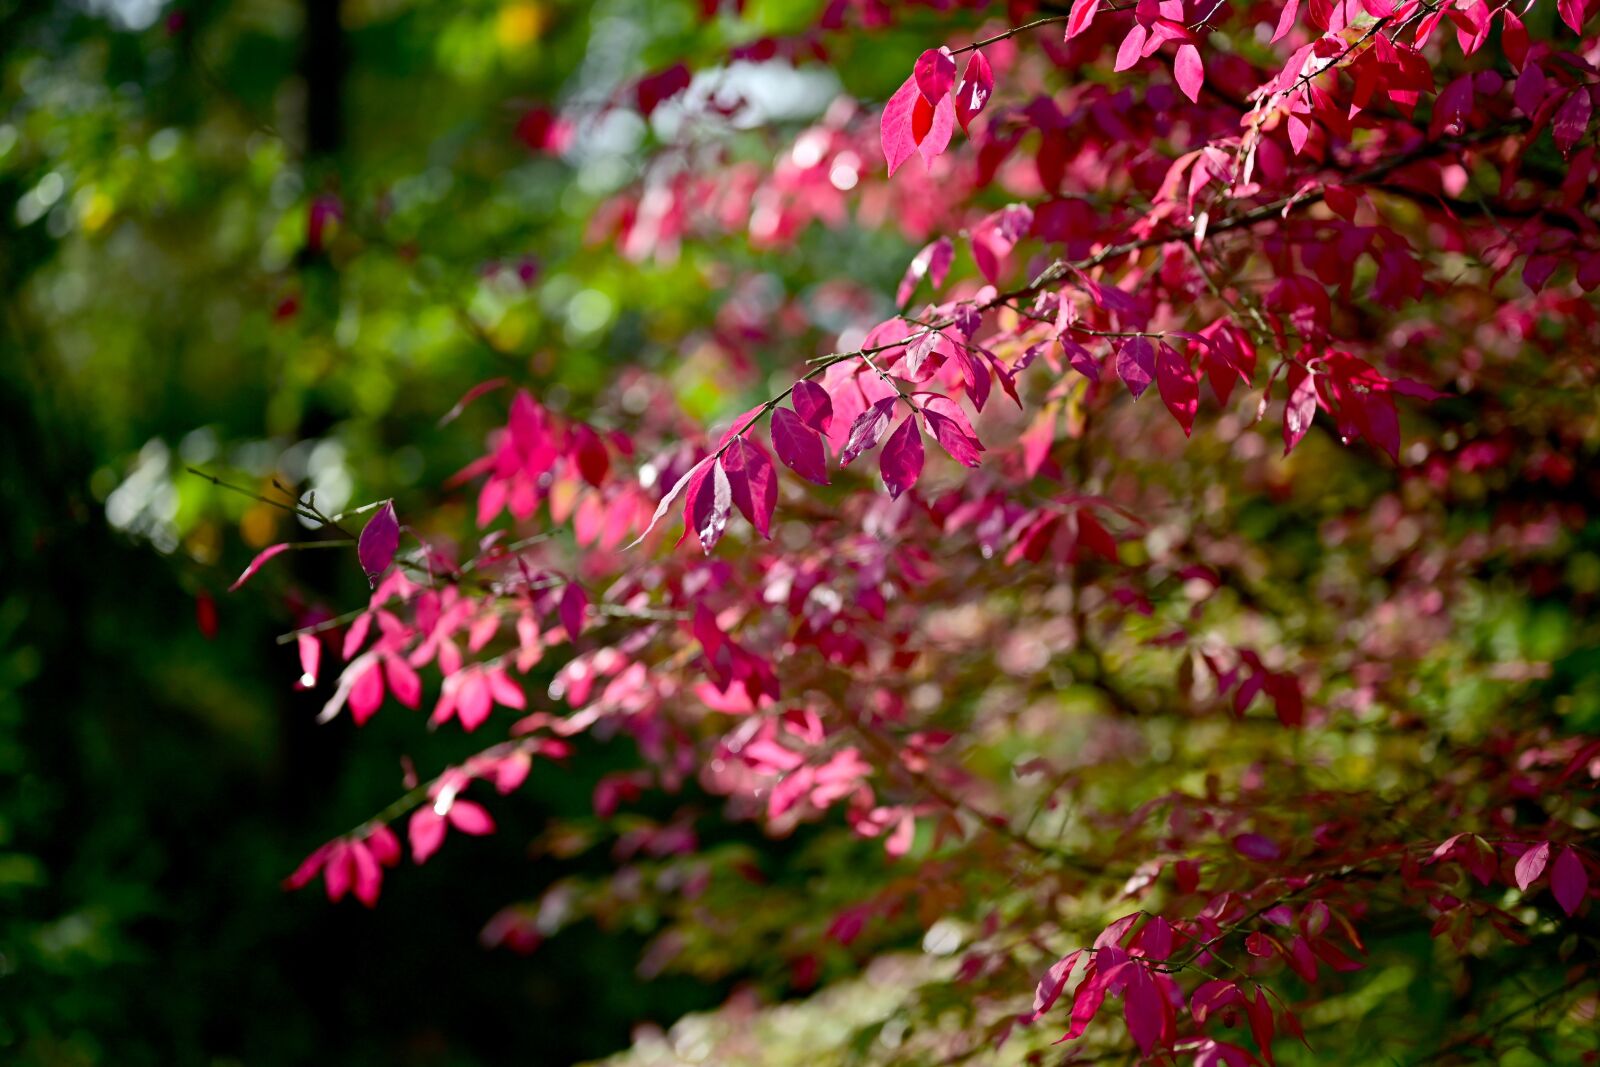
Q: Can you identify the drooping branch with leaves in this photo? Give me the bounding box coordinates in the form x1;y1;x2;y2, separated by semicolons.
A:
200;0;1600;1062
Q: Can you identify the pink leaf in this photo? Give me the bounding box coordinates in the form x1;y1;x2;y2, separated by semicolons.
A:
350;841;382;906
295;633;321;689
881;75;922;177
1515;841;1550;890
1114;24;1148;72
954;50;994;132
1272;0;1300;42
384;655;422;709
437;377;510;427
1155;342;1199;436
1283;365;1318;455
897;237;955;306
409;807;447;864
1034;950;1082;1017
447;799;496;835
1065;0;1099;40
228;542;290;592
1174;43;1204;104
879;414;924;499
771;407;830;484
358;501;400;588
913;48;956;106
840;398;897;467
628;456;711;549
1551;846;1588;916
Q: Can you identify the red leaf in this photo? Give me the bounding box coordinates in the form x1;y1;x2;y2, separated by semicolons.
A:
840;398;897;467
358;502;400;588
913;48;956;106
771;408;830;484
1247;986;1276;1065
229;542;290;592
914;92;956;167
879;414;924;499
954;50;994;132
1174;43;1204;104
1551;846;1588;916
1155;342;1199;436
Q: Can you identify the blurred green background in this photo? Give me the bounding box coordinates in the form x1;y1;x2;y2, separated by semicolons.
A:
0;0;882;1062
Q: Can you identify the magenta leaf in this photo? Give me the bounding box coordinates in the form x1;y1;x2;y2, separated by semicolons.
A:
913;48;956;106
1234;833;1282;861
723;439;777;539
791;380;834;434
771;407;830;484
357;501;400;588
879;414;924;499
559;582;587;643
839;398;897;467
1115;338;1155;399
1551;846;1588;916
229;542;290;592
690;455;733;553
1553;88;1593;158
